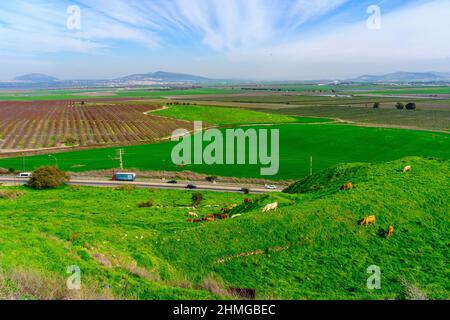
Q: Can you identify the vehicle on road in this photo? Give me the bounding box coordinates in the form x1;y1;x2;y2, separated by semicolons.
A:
167;180;178;184
186;184;197;189
16;172;32;178
112;172;136;182
265;184;277;190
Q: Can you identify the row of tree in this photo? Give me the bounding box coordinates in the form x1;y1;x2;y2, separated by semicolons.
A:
373;102;417;110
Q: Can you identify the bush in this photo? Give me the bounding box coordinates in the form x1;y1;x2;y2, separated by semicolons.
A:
0;190;25;200
405;102;417;110
373;102;380;109
205;176;217;183
191;192;203;207
115;184;136;192
138;199;154;208
395;102;405;110
27;167;70;190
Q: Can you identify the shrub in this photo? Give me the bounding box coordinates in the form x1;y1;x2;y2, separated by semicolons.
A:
405;102;417;110
241;188;250;195
138;200;154;208
191;192;203;207
205;176;217;183
395;102;405;110
373;102;380;109
115;184;136;192
27;167;70;190
0;190;25;200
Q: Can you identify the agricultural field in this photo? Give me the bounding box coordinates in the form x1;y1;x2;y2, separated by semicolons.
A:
0;101;191;150
151;104;329;125
264;106;450;132
1;123;449;180
0;87;244;102
0;157;448;299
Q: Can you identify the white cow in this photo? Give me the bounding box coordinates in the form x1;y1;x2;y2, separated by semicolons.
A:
187;212;198;217
262;202;278;213
403;165;412;173
231;214;242;219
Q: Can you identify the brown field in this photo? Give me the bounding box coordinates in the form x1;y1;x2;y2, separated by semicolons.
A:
0;100;191;150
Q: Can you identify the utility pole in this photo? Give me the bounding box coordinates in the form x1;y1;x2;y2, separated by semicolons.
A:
117;149;124;170
48;155;58;168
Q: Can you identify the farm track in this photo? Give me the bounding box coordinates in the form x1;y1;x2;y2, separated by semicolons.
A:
0;100;193;150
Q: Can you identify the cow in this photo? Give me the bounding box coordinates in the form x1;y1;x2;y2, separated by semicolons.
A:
262;202;278;213
220;214;229;220
187;212;198;217
232;214;242;219
193;219;202;223
360;215;376;226
186;219;193;223
387;225;394;238
403;166;412;173
340;182;353;191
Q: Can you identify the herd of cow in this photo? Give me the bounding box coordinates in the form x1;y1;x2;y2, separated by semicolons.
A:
340;165;412;239
185;165;412;239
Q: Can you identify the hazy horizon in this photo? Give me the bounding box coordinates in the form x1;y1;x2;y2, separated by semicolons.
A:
1;0;449;81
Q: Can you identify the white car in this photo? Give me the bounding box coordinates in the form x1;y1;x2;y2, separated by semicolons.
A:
16;172;32;178
265;184;277;190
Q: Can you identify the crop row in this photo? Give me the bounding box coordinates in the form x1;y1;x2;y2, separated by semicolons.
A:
0;101;192;150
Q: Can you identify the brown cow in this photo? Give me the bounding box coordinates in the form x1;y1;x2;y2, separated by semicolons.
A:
340;182;353;191
387;225;394;238
360;215;376;226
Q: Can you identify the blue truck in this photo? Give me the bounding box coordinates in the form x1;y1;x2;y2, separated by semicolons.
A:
112;172;136;182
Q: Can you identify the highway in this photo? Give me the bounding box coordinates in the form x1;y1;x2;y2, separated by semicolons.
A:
0;176;282;194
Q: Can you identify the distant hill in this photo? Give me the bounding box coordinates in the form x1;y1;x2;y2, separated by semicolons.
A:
118;71;210;83
13;74;58;83
352;72;450;83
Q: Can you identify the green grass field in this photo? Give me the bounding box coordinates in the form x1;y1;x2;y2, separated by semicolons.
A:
1;124;449;180
0;88;244;101
1;157;448;299
151;105;327;125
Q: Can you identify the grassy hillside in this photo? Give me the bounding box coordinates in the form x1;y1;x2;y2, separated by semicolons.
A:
151;105;323;125
0;157;448;299
1;124;449;180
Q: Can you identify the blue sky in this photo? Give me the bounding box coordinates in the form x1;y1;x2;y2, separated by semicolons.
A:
0;0;449;80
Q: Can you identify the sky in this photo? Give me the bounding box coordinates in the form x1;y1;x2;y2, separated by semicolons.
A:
0;0;449;81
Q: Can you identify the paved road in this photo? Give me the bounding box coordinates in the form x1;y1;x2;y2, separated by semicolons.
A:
0;177;281;194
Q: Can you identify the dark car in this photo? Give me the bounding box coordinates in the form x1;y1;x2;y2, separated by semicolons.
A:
186;184;197;189
167;180;178;184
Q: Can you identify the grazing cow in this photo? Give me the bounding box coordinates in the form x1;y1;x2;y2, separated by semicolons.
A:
232;214;242;219
403;166;412;173
340;182;353;191
387;225;394;238
206;213;215;218
360;215;376;226
186;219;193;223
193;219;202;223
244;198;249;204
187;212;198;217
220;214;229;220
206;217;216;222
262;202;278;213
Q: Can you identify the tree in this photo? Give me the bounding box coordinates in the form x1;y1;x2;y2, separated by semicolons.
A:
405;102;417;110
373;102;380;109
27;167;70;190
395;102;405;110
